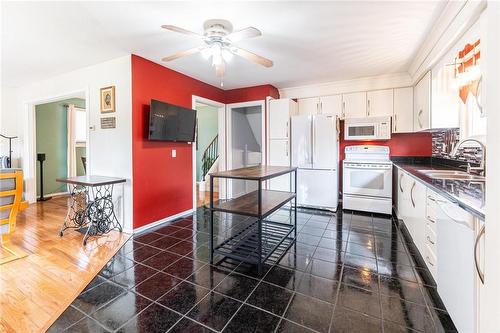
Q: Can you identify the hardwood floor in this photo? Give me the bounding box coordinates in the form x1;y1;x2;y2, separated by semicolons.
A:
0;196;129;333
196;188;219;207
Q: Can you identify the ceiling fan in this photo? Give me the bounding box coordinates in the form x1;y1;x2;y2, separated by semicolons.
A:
161;19;273;85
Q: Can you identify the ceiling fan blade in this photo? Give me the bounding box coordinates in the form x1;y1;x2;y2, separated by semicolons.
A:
231;47;273;68
161;25;202;37
227;27;262;42
161;47;203;62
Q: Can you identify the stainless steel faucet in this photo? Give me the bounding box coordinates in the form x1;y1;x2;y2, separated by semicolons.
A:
451;138;486;176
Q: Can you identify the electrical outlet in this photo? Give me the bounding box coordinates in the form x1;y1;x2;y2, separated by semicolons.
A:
172;149;176;158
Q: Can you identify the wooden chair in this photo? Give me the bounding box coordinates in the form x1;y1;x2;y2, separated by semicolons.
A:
1;169;27;264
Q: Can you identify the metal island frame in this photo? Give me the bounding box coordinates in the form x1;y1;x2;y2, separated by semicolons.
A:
209;165;298;274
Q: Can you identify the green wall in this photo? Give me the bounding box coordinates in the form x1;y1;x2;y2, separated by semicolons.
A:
36;98;85;196
196;105;218;182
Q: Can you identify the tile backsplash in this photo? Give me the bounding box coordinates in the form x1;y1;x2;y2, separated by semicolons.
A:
432;128;483;165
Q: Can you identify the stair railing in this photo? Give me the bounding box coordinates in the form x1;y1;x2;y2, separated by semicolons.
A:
201;135;218;181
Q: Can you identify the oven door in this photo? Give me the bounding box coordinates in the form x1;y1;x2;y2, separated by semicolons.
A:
343;162;392;198
344;123;378;140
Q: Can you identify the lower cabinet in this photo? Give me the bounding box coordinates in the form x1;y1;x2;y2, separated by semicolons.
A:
395;167;484;333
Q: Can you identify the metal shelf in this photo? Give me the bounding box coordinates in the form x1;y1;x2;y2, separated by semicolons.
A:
214;219;295;265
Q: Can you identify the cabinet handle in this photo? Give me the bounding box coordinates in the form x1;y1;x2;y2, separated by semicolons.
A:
426;236;435;245
342;101;346;118
426;216;436;223
286;121;289;138
394;114;397;132
320;101;323;114
474;224;485;284
367;99;370;116
426;256;435;266
399;173;404;192
418;109;423;128
410;181;416;208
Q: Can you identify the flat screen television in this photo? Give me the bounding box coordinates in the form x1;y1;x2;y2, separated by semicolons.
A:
148;99;197;142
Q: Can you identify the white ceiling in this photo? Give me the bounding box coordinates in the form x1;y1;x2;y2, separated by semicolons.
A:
1;1;445;89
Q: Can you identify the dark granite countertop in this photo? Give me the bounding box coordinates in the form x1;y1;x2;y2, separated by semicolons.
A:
392;157;485;220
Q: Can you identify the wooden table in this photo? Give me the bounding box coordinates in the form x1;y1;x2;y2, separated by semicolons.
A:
209;165;297;274
56;175;125;245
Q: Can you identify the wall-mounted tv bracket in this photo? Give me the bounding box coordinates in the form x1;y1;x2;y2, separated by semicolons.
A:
0;134;18;168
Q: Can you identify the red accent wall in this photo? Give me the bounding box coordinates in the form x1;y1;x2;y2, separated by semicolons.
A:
225;85;280;104
131;55;279;229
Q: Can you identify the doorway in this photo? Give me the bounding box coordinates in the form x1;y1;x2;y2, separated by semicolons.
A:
191;96;226;209
34;95;87;200
226;101;265;198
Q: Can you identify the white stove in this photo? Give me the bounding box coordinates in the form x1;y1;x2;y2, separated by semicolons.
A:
342;146;393;214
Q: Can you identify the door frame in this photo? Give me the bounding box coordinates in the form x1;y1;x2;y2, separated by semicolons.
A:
23;88;89;203
226;100;266;198
191;95;226;210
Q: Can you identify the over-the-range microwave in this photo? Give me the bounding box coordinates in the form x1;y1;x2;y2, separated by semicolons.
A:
344;116;391;141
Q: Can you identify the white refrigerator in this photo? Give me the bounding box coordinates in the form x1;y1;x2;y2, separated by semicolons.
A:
291;114;338;211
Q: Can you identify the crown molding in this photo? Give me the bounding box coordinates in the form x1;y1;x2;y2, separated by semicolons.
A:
278;72;412;99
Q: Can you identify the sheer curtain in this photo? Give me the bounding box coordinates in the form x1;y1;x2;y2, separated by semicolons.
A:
67;104;77;178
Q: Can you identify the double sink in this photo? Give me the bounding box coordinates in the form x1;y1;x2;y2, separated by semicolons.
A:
418;169;485;182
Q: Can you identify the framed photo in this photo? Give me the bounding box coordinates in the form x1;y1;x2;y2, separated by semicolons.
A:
100;86;115;113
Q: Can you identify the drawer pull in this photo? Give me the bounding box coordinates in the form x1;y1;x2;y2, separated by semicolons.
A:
474;224;485;284
426;236;435;245
426;256;435;266
426;216;436;223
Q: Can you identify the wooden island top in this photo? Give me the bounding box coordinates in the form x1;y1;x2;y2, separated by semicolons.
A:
209;165;297;181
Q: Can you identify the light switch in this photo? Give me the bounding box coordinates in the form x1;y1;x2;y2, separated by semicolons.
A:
172;149;176;158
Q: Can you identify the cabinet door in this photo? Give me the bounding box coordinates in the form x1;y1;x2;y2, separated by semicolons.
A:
298;97;319;116
319;94;342;116
393;87;414;133
367;89;393;117
408;178;427;254
269;139;290;191
414;71;431;131
342;92;367;118
269;99;294;140
436;197;476;333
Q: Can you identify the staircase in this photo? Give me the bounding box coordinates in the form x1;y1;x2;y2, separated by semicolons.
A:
201;135;218;181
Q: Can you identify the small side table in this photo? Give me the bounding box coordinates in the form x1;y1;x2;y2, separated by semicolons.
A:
57;175;126;245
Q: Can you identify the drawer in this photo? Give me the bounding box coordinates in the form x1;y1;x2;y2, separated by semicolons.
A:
425;224;437;254
424;244;438;279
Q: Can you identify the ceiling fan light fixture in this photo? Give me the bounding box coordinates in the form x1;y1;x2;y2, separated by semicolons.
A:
200;47;212;59
222;48;233;62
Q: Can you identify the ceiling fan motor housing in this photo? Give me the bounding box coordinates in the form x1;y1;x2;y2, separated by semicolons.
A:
203;19;233;43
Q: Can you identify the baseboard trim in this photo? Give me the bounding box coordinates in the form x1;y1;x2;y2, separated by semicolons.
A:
131;209;194;234
37;191;69;199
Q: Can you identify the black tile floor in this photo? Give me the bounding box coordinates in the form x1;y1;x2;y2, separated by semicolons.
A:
49;207;457;333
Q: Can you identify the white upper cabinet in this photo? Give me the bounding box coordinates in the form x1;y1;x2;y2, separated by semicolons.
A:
414;71;431;131
298;95;342;117
367;89;393;117
319;94;342;116
298;97;319;116
342;92;367;118
269;98;297;140
393;87;414;133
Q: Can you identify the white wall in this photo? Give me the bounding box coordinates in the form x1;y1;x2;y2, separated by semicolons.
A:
279;72;412;99
0;85;20;166
5;55;134;231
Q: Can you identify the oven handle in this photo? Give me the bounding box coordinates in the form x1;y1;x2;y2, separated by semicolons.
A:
399;173;404;192
344;165;392;170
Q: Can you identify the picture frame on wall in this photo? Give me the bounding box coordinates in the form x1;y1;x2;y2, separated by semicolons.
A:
100;86;115;113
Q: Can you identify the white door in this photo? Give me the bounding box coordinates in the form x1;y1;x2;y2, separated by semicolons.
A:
312;115;337;170
393;87;414;133
319;95;342;116
297;169;337;209
298;97;319;116
342;164;392;198
436;198;476;333
291;116;312;168
367;89;393;117
342;92;367;118
414;71;431;131
269;139;290;191
269;99;291;140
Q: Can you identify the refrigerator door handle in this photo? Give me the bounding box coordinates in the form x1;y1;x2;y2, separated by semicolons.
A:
311;116;314;167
